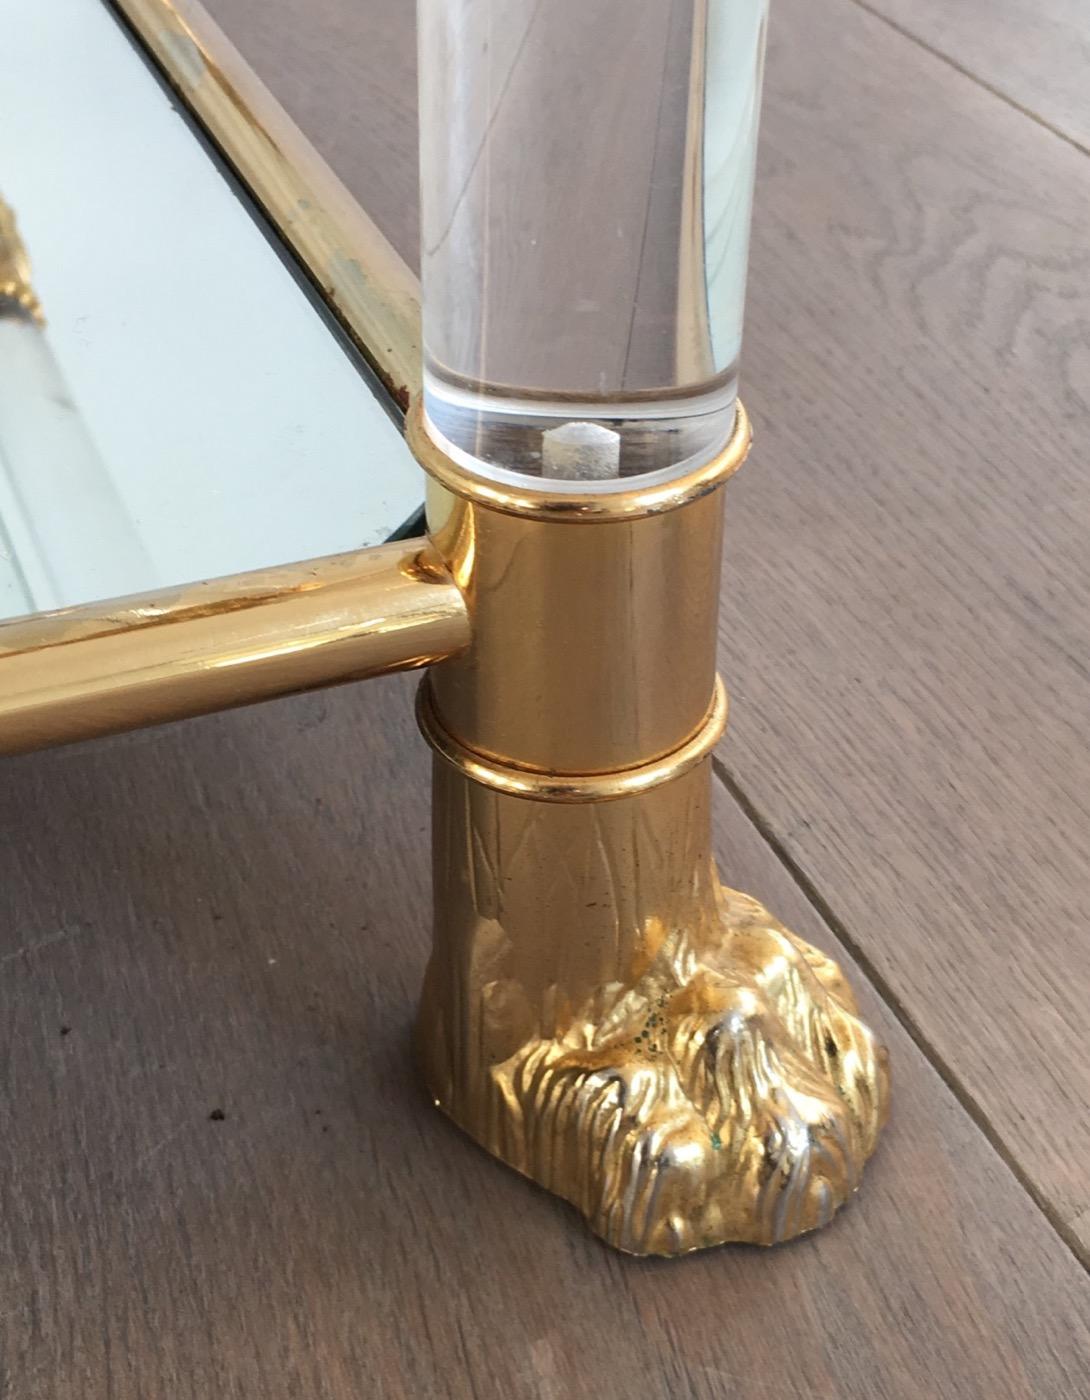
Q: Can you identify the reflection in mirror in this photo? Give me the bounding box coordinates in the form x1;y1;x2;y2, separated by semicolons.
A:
0;198;154;616
0;0;422;625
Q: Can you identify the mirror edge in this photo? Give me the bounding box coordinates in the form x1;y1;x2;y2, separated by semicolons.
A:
2;0;429;736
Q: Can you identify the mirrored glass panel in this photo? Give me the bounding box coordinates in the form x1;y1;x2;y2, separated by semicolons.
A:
0;0;422;624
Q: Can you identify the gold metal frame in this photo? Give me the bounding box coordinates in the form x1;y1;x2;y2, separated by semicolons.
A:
1;0;889;1255
413;407;888;1255
110;0;421;411
0;541;468;753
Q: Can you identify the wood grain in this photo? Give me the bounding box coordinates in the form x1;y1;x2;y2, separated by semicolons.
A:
853;0;1090;153
2;678;1089;1399
205;0;420;267
719;0;1090;1252
204;0;1090;1254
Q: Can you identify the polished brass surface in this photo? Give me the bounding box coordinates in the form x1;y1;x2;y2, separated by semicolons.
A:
0;197;43;324
418;755;889;1255
0;542;468;754
415;409;742;775
417;411;889;1255
417;673;728;802
0;1;432;748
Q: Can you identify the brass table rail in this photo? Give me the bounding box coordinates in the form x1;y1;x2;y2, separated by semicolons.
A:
0;541;468;754
111;0;421;412
0;0;429;755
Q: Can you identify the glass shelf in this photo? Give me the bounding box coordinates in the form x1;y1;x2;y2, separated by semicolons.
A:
0;0;423;626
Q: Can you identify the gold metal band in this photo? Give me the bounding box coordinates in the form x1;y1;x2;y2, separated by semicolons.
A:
417;675;728;802
407;399;751;522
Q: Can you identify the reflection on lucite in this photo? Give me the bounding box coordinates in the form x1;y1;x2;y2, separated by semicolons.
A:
418;0;768;481
0;0;422;624
704;0;768;375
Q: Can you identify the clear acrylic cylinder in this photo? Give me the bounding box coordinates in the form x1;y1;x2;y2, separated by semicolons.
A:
417;0;769;484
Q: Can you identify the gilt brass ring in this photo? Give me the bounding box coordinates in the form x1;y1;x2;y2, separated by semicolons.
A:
407;400;752;522
416;675;728;802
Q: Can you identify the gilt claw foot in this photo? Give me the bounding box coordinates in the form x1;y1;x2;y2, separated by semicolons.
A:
425;885;890;1256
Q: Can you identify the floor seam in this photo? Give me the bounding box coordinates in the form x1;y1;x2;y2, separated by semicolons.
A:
711;754;1089;1275
841;0;1090;162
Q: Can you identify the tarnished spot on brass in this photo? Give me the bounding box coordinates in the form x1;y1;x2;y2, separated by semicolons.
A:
158;30;208;90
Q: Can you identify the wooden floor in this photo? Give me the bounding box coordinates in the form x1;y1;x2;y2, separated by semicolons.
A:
3;0;1090;1395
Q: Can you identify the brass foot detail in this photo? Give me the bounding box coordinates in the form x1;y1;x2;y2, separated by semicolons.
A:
415;406;888;1255
417;757;889;1257
500;890;885;1254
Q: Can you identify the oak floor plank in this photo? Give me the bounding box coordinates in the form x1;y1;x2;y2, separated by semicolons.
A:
853;0;1090;153
719;0;1090;1252
3;679;1089;1399
204;0;420;265
204;0;1090;1252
